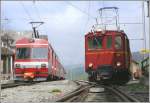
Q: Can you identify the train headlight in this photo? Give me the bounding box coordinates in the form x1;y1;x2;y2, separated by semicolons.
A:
15;64;20;68
88;63;93;68
52;66;54;69
41;64;46;68
116;62;121;67
52;67;57;71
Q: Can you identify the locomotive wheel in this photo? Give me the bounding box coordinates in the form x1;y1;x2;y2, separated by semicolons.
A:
88;76;95;82
111;70;131;85
120;72;130;85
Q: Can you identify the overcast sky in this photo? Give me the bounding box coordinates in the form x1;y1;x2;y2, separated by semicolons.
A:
1;1;149;66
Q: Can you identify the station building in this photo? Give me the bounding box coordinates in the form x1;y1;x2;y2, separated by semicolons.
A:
0;30;32;80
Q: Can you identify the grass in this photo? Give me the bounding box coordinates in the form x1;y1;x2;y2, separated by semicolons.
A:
49;88;62;93
126;83;149;91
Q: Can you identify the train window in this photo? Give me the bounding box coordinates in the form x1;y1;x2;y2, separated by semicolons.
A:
106;36;112;48
115;36;122;49
88;38;93;49
88;36;102;49
16;48;30;59
31;48;48;59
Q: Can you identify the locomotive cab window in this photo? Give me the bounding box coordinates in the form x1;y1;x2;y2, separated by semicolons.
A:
115;36;122;49
31;48;48;59
88;36;103;49
106;36;112;48
16;48;30;59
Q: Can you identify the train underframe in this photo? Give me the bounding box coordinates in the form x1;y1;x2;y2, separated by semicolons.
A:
47;74;65;81
15;74;64;82
87;66;131;84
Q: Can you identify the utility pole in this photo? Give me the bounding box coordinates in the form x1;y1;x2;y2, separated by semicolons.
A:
147;0;149;17
148;0;150;77
0;17;10;102
0;26;1;103
142;1;146;59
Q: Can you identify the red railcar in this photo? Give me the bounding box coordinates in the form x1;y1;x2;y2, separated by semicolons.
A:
85;30;131;83
14;37;65;81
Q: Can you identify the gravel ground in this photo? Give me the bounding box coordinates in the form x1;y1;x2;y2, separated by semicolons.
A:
1;80;78;103
119;80;149;102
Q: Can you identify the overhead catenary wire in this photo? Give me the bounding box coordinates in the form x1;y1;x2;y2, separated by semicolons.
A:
87;0;91;22
65;1;96;20
20;1;34;21
31;1;61;61
20;1;43;38
32;2;42;21
32;2;48;37
1;17;11;30
83;0;92;34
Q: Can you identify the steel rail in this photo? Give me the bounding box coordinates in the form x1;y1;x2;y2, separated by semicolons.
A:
55;81;94;102
56;85;93;102
56;80;140;102
113;86;140;102
105;86;140;102
1;82;36;89
77;80;140;102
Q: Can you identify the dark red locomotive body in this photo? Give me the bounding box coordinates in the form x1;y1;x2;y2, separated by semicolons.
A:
85;30;131;83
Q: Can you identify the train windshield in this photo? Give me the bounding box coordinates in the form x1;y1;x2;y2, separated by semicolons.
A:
88;36;103;49
16;48;30;59
16;47;48;59
115;36;122;49
31;48;48;59
106;36;112;48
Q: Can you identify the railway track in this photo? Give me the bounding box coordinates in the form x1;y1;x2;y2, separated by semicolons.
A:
1;82;37;89
105;85;139;102
55;80;94;102
55;80;140;102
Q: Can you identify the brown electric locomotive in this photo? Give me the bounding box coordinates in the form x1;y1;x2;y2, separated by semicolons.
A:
85;7;131;84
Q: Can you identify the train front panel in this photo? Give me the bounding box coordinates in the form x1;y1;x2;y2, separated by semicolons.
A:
85;31;130;82
14;38;50;81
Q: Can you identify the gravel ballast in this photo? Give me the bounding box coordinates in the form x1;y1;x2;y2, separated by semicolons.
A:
119;81;149;102
1;80;78;103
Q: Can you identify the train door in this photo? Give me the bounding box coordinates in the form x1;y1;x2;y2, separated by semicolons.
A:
114;35;125;69
124;36;128;69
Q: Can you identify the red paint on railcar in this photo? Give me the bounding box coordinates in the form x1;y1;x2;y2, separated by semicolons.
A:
85;30;131;83
14;37;65;81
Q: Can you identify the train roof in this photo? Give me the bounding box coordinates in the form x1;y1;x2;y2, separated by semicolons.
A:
85;30;127;37
16;37;49;46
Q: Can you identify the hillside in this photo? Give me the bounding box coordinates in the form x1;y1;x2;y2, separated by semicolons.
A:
132;52;149;62
65;64;88;80
64;51;149;80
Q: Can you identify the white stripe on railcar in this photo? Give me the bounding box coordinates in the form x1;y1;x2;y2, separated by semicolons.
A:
15;62;48;68
16;44;48;45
